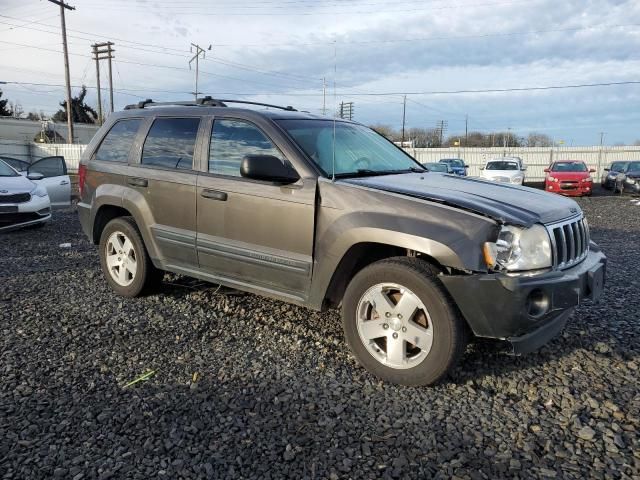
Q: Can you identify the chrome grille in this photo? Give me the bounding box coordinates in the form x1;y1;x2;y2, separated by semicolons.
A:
546;216;590;270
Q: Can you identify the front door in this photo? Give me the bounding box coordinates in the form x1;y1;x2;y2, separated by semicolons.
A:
127;116;202;268
28;156;71;208
196;117;316;300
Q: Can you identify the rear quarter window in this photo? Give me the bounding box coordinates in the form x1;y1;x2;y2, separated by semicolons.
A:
94;118;143;163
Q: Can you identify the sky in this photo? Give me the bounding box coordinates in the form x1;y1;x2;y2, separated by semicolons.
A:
1;0;639;145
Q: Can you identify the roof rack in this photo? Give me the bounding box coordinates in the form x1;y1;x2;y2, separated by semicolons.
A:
124;96;297;111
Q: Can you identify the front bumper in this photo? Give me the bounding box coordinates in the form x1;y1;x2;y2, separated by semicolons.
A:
0;195;51;232
546;181;592;196
440;243;606;354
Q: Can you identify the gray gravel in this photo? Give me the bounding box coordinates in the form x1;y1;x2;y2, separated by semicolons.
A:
1;195;639;479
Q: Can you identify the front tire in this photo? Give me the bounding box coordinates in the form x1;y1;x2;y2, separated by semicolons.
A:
99;216;161;297
342;257;467;386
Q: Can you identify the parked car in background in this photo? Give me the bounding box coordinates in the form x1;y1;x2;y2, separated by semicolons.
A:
77;97;606;386
424;162;452;173
544;160;594;197
480;159;525;185
0;159;51;231
438;158;468;176
0;155;71;207
601;161;628;189
614;160;640;194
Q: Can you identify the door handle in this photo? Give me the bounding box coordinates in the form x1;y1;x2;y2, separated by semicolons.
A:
201;189;227;201
127;177;148;187
60;180;70;185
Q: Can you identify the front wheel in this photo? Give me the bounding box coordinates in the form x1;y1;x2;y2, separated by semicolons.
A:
99;216;161;297
342;257;467;386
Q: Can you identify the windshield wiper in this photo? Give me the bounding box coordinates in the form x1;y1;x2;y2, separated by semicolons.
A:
335;167;425;179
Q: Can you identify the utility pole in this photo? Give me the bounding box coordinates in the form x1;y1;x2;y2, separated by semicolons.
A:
189;43;210;100
436;120;447;146
91;42;114;124
597;131;606;175
322;77;326;115
465;114;468;147
401;94;407;144
48;0;75;143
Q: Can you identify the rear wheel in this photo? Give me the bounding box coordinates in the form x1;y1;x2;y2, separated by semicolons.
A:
342;257;467;386
99;216;161;297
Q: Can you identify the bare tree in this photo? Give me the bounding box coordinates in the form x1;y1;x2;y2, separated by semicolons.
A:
369;124;398;141
526;132;553;147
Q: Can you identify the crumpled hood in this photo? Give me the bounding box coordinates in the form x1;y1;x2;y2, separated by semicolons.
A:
340;172;581;226
0;175;35;196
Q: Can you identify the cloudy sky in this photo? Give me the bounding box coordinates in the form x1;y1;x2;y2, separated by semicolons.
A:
1;0;640;144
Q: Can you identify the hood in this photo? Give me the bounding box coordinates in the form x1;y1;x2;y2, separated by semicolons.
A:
626;170;640;178
548;171;591;180
340;172;580;227
0;175;35;195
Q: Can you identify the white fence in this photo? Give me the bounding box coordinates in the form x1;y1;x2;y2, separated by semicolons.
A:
1;141;639;179
0;140;86;172
407;146;640;181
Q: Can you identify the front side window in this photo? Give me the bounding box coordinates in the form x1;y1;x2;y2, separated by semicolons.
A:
209;119;282;176
276;119;420;177
0;160;18;177
30;156;66;177
551;162;587;172
141;117;200;170
95;118;142;163
626;161;640;171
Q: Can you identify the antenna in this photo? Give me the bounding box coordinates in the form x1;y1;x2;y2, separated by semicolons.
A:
332;40;337;182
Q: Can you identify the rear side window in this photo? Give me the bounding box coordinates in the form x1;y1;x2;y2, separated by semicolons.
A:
30;156;66;178
141;117;200;170
209;119;282;176
95;118;142;163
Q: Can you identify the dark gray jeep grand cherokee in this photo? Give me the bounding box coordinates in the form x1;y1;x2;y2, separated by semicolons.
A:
78;97;606;386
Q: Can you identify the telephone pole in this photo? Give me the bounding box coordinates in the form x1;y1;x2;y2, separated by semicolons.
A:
401;94;407;144
189;43;210;100
322;77;326;115
91;42;115;125
48;0;75;143
465;114;468;147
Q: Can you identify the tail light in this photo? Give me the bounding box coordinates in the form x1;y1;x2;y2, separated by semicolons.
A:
78;164;87;197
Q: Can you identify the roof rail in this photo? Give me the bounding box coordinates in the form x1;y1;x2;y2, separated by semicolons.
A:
123;96;297;111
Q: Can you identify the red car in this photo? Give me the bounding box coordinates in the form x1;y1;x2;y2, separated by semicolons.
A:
544;160;595;197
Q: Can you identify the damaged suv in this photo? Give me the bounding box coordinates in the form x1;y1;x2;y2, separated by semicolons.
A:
77;98;606;386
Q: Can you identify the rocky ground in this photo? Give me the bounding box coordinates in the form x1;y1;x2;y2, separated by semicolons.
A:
1;194;638;479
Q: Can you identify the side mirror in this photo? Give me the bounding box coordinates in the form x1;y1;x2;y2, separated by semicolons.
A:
27;172;44;181
589;168;596;173
464;164;470;168
543;168;550;173
521;166;527;171
240;155;299;184
480;167;485;170
604;168;610;172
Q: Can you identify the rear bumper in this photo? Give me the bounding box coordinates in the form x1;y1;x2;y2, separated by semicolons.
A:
440;244;606;353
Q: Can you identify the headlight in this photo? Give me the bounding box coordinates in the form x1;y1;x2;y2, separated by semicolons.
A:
511;176;523;184
625;177;636;184
547;176;559;182
483;224;552;271
31;185;48;197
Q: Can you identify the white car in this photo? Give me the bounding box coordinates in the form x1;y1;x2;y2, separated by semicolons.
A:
480;158;526;185
0;156;71;231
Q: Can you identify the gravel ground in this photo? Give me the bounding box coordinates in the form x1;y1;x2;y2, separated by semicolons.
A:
1;195;639;479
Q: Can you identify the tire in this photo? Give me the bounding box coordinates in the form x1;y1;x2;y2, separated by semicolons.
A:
342;257;467;386
98;216;162;297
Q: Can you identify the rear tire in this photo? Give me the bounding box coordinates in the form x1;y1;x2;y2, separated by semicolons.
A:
342;257;467;386
99;216;162;297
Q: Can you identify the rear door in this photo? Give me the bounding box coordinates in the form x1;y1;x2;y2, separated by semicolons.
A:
27;156;71;208
127;116;202;268
196;117;316;300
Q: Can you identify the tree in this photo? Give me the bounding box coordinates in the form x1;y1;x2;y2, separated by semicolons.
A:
0;89;12;117
52;85;97;124
370;124;398;141
633;139;640;146
526;132;553;147
9;101;24;119
27;110;47;121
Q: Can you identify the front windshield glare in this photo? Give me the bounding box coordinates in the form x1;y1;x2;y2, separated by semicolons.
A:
552;162;587;172
276;119;420;176
487;161;518;170
0;161;18;177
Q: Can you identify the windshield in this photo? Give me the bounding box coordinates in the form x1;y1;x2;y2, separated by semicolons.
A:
440;158;464;167
0;160;19;177
551;161;587;172
425;163;448;172
486;161;518;171
610;162;628;171
276;119;421;177
626;161;640;171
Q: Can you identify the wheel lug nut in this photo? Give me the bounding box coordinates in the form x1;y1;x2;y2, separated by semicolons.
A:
383;323;389;330
397;314;403;320
402;327;407;332
385;312;391;318
392;332;399;339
